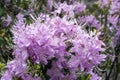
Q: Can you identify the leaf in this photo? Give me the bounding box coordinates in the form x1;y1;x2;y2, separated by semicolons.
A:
86;74;91;80
0;7;4;17
0;62;5;70
0;37;4;45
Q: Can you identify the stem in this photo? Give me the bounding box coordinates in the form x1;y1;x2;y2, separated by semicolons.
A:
106;57;115;80
114;56;119;80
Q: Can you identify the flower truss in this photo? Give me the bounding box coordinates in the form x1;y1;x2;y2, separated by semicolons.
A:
1;1;107;80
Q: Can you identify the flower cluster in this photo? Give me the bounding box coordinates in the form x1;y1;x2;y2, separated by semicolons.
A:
99;0;120;46
1;1;106;80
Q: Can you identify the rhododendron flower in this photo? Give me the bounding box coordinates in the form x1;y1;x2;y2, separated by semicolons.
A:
90;71;102;80
1;15;12;27
1;2;106;80
74;3;86;14
85;15;101;29
98;0;110;7
108;15;119;27
110;0;120;14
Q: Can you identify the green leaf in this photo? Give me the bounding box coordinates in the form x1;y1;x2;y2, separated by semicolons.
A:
0;7;4;17
86;74;91;80
0;37;4;45
0;62;5;70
